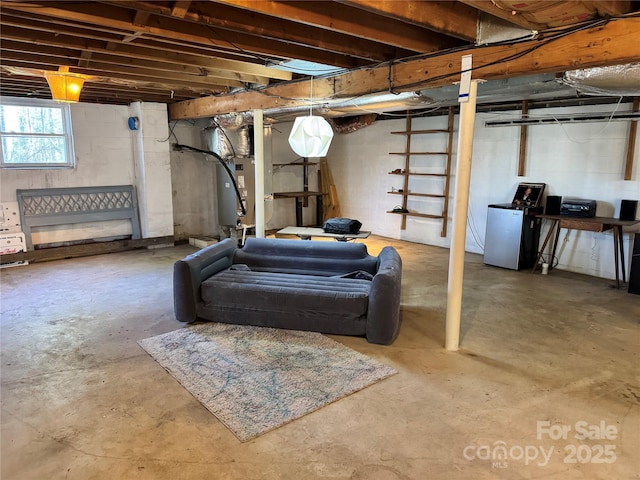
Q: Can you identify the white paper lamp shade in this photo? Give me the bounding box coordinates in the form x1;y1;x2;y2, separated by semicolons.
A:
288;116;334;157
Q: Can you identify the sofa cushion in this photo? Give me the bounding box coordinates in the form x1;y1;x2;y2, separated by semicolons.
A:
201;269;371;318
233;237;378;276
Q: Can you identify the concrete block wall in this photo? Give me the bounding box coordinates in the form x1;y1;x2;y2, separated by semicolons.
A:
324;103;640;280
0;100;174;247
169;121;316;239
269;124;321;229
7;96;633;281
169;106;638;281
169;119;219;241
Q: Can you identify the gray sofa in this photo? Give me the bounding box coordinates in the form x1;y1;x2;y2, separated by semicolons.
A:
173;237;402;344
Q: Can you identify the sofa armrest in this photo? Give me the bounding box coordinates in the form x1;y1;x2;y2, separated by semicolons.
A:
366;246;402;344
173;238;237;322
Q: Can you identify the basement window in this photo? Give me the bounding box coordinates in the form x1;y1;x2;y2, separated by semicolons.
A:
0;97;76;169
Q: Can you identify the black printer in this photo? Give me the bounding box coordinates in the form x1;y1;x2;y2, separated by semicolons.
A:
560;197;597;217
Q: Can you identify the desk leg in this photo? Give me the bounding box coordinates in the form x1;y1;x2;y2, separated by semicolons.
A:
532;220;558;273
295;197;303;226
550;222;561;271
614;226;627;287
619;227;627;284
316;195;323;227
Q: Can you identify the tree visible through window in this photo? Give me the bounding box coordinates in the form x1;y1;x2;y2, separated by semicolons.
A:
0;97;75;168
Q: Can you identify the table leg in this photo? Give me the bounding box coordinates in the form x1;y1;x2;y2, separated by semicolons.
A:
619;227;627;283
295;197;303;226
613;226;621;288
615;226;627;285
532;219;558;273
550;222;561;271
316;194;323;227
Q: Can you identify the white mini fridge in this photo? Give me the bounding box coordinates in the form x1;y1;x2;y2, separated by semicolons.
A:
484;182;545;270
484;206;525;270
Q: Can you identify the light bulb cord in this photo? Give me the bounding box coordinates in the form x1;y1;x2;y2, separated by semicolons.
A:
309;76;313;116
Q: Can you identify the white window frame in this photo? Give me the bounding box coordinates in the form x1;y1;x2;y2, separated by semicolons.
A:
0;96;76;169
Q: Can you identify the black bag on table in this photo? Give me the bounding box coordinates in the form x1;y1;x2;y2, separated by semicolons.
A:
322;217;362;234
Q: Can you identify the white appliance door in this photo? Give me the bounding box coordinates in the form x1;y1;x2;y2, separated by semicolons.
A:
484;207;523;270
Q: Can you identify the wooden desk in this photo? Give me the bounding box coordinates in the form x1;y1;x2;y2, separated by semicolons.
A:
273;191;324;227
532;214;640;288
276;226;371;242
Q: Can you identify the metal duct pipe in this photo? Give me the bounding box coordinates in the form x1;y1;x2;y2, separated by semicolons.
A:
264;91;436;121
201;92;436;125
202;125;251;159
561;63;640;96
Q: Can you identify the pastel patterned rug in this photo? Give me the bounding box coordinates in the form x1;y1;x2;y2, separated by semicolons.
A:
138;323;397;442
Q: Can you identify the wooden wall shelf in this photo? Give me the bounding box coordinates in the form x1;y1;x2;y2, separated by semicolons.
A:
389;151;449;156
386;211;445;220
387;107;455;236
387;191;445;198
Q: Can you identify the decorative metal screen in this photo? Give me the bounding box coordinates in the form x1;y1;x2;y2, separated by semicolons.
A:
16;185;141;250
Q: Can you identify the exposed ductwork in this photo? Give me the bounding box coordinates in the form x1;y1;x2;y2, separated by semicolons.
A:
561;63;640;96
204;71;636;131
201;91;435;126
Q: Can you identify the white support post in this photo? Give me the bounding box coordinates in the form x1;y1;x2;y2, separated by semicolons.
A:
445;80;479;351
253;109;265;238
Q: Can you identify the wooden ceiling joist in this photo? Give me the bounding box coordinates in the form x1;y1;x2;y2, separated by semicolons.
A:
210;0;463;52
0;71;196;104
169;15;640;119
0;18;293;82
171;1;192;19
102;0;414;62
1;1;367;68
1;1;637;107
0;35;269;85
341;0;480;42
461;0;633;30
1;52;239;91
0;10;248;63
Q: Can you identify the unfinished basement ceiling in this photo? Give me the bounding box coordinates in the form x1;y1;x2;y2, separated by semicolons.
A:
0;1;638;115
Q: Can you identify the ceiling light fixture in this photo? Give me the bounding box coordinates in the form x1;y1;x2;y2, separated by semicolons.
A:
44;66;86;102
288;77;334;157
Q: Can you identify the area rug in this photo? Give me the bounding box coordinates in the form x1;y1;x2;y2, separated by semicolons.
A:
138;323;397;442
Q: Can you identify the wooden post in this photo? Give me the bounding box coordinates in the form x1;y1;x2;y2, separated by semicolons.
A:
253;109;265;237
401;113;411;230
445;80;479;351
624;97;639;181
518;100;529;176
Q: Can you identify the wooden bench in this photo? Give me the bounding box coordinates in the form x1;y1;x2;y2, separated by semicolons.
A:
16;185;141;251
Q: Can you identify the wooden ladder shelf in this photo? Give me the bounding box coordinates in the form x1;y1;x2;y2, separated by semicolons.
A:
387;107;454;237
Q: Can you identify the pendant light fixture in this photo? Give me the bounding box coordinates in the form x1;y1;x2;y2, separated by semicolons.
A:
288;77;334;157
44;66;86;103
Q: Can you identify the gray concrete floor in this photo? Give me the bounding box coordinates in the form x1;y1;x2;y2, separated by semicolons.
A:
1;235;638;480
